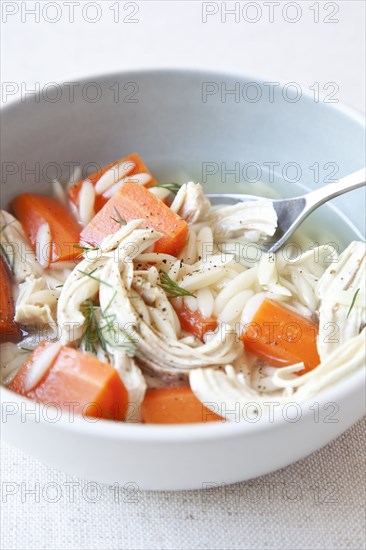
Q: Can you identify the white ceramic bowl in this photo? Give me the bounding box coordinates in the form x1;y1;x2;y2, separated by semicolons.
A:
1;70;365;490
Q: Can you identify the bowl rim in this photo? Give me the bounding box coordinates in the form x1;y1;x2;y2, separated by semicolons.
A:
1;67;365;442
1;66;365;128
1;366;364;441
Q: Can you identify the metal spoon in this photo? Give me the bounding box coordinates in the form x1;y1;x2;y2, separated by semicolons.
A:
207;167;366;253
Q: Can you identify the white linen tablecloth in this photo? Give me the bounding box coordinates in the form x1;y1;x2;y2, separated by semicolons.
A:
1;418;365;550
1;2;365;549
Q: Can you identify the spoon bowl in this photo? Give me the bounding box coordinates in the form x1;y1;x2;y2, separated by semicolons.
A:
208;167;365;252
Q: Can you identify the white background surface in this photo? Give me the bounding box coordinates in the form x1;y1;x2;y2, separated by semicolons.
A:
1;0;365;114
1;2;365;549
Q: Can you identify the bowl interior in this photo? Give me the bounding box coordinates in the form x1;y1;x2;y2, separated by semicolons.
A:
1;69;365;435
2;70;365;237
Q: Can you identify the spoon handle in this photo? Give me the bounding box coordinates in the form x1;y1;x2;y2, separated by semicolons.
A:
304;167;366;210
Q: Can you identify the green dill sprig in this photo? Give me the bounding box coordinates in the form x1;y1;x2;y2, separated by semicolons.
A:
104;289;118;313
158;270;196;299
152;182;181;195
73;245;95;251
73;244;100;257
101;291;137;354
347;288;360;318
80;299;104;354
0;221;16;273
78;268;113;287
0;242;15;273
111;207;126;226
79;296;137;356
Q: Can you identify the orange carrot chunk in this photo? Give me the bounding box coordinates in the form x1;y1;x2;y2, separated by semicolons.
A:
11;194;80;263
173;304;217;341
80;181;188;256
0;259;20;342
141;386;222;424
9;341;129;421
68;152;157;213
241;298;320;373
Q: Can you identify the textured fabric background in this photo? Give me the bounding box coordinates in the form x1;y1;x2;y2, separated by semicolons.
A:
1;417;365;550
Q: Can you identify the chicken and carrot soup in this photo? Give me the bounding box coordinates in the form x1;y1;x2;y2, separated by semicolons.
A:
1;153;365;423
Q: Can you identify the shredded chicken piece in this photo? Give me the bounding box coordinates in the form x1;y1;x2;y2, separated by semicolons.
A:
206;200;277;242
98;260;147;420
57;257;105;344
316;241;365;360
57;221;163;344
131;293;241;380
97;247;241;383
0;343;30;385
273;329;365;398
99;219;145;254
57;221;163;411
109;352;147;423
189;329;365;421
14;276;58;327
138;326;241;384
0;210;42;282
170;182;211;223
